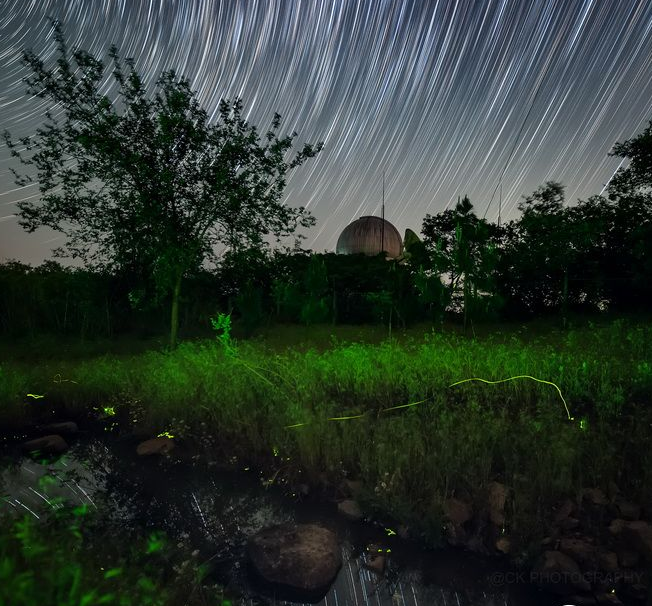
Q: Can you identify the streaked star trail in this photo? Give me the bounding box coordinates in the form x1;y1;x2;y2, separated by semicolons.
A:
1;0;650;265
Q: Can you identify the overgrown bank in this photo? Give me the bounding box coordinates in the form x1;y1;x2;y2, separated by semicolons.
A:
1;318;651;557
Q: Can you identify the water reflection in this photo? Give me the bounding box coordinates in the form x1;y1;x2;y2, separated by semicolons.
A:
0;432;550;606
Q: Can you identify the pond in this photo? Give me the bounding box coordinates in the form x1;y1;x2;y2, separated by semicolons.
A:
0;425;554;606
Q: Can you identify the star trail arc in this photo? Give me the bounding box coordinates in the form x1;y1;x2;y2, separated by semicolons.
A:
0;0;650;265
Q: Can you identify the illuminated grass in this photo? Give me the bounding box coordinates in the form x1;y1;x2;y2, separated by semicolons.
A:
1;317;651;548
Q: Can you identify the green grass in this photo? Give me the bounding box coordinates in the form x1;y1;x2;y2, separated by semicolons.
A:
2;315;651;553
0;495;233;606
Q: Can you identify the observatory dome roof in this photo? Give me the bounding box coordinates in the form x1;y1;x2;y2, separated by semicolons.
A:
336;215;403;258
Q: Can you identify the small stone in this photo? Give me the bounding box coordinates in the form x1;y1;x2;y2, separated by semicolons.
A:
583;488;609;506
136;437;175;456
558;517;580;531
365;552;386;575
487;481;508;526
596;550;619;573
616;500;641;521
608;519;625;536
337;499;363;521
443;498;473;526
21;434;68;455
559;537;597;569
496;537;511;554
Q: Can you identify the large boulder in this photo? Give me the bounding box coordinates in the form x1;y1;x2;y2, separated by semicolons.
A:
21;434;69;456
247;523;341;602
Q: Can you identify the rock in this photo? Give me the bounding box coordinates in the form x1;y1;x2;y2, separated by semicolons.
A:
21;434;68;455
621;521;652;565
246;523;341;602
595;592;624;606
616;500;641;521
487;482;508;526
596;550;619;573
530;550;591;594
554;498;576;522
583;488;609;506
342;479;363;496
558;517;580;531
136;437;175;456
443;498;473;526
617;548;639;568
609;519;626;536
337;499;363;521
495;536;511;554
35;421;78;435
559;537;597;570
364;546;386;575
397;525;410;539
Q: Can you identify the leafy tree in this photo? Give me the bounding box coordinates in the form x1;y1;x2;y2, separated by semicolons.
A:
608;120;652;197
4;21;323;348
300;254;330;325
421;196;498;330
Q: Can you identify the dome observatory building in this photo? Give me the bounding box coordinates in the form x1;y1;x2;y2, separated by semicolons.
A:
336;215;403;259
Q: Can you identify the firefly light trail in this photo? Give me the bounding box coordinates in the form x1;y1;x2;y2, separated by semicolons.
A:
0;0;650;265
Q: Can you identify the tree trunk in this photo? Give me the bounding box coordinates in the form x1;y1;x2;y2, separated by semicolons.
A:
169;269;183;350
562;267;569;330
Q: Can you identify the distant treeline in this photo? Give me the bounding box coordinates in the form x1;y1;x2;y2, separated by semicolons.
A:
1;181;650;338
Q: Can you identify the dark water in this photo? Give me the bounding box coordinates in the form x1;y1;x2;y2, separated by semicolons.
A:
0;429;555;606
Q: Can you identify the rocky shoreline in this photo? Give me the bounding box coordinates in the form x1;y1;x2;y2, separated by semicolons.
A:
11;419;652;605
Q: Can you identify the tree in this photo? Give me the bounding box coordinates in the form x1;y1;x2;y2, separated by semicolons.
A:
608;120;652;197
3;21;323;348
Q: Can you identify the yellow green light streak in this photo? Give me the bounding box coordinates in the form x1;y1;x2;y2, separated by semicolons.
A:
284;374;573;428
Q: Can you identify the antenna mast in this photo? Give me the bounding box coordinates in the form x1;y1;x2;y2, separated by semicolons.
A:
381;170;385;255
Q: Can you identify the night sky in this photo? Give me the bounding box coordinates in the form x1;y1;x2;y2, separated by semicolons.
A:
1;0;651;266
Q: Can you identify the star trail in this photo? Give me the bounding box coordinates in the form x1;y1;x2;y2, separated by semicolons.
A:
1;0;651;265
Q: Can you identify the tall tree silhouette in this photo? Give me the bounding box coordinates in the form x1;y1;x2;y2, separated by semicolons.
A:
4;21;323;348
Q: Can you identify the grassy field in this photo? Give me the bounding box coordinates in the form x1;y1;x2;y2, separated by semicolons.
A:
1;313;651;552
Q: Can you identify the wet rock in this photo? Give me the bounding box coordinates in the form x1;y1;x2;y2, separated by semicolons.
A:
487;481;508;526
621;521;652;565
337;499;363;521
246;523;341;602
136;437;175;456
35;421;78;435
364;545;386;575
615;500;641;521
531;550;591;594
21;434;68;455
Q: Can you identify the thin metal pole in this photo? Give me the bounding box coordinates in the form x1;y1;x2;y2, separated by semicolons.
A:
381;170;385;254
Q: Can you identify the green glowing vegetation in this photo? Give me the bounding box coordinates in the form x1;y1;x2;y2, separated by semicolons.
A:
26;393;45;399
0;501;228;606
2;317;651;550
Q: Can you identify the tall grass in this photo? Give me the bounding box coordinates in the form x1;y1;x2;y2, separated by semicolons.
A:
2;318;651;549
